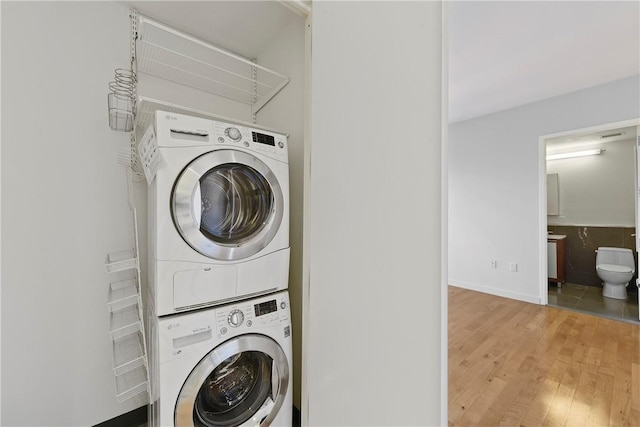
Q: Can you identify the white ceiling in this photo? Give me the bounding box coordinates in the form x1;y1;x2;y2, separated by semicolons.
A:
449;1;640;123
118;1;639;124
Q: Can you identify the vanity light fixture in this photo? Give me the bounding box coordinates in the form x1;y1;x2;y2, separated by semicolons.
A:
546;148;602;161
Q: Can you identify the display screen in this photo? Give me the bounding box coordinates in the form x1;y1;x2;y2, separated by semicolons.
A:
252;132;275;146
254;300;277;317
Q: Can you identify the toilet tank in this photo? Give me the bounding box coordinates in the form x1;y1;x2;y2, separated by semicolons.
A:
596;247;636;272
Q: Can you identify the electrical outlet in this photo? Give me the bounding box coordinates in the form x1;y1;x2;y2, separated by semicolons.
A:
490;260;497;269
510;263;518;272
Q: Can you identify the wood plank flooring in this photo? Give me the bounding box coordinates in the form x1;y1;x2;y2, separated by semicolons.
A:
449;286;640;427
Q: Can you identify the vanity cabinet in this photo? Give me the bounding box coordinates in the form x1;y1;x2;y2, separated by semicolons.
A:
548;235;566;286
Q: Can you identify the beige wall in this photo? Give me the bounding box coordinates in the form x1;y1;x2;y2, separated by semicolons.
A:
307;2;444;425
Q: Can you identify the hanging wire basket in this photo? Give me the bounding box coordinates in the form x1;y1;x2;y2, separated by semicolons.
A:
108;69;137;132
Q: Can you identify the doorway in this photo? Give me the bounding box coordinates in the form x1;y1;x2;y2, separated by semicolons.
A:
540;119;640;323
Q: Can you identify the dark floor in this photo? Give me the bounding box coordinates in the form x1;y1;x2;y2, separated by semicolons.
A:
548;282;639;324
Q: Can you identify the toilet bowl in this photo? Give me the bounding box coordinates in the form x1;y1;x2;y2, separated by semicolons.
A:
595;247;635;300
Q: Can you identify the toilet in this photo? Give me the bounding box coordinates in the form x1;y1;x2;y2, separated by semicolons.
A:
595;247;635;300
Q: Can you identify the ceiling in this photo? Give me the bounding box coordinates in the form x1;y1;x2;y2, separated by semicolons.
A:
118;1;639;124
449;1;640;123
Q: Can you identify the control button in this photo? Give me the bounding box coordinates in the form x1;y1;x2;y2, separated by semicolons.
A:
228;309;245;327
243;141;250;147
278;141;284;148
280;301;287;309
246;320;252;327
225;127;242;141
220;327;227;335
217;137;225;143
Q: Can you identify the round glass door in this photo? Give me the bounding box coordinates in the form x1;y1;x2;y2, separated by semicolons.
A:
172;150;284;261
175;334;289;427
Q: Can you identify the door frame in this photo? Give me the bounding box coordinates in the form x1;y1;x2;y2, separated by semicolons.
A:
538;117;640;305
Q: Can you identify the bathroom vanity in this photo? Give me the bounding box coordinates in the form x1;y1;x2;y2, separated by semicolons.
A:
548;235;566;286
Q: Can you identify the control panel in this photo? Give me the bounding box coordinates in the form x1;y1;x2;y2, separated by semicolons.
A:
156;112;287;163
212;121;287;162
159;292;290;362
214;295;289;337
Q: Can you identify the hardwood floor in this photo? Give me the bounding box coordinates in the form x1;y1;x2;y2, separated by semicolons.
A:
449;286;640;427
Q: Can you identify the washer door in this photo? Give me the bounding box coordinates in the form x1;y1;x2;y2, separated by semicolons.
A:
175;334;289;427
172;150;284;261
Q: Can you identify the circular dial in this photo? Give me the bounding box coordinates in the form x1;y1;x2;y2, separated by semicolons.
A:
225;127;242;141
227;309;245;327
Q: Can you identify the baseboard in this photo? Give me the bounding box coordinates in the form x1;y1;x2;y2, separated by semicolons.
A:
94;404;298;427
94;406;147;427
293;406;301;427
449;280;542;304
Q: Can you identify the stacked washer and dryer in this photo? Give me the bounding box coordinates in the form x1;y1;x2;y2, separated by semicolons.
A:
145;111;293;427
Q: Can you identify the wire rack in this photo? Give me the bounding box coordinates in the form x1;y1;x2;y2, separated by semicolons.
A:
105;207;149;403
135;14;290;115
108;69;137;132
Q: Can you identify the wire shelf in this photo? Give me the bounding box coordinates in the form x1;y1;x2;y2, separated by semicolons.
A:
113;330;147;376
108;279;139;312
115;364;148;403
109;303;142;340
136;15;289;114
105;249;138;273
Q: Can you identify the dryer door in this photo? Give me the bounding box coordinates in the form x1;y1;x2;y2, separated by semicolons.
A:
175;334;289;427
172;150;284;261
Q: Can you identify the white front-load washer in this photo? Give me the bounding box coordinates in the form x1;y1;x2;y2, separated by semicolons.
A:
148;111;289;316
149;291;293;427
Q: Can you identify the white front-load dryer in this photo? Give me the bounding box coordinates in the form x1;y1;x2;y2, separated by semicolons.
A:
148;111;290;316
149;291;293;427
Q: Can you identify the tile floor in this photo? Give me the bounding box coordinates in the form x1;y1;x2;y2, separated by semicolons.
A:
548;282;639;324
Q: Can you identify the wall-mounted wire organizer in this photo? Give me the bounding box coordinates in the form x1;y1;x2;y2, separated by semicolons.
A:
109;11;144;179
105;171;149;403
111;10;290;180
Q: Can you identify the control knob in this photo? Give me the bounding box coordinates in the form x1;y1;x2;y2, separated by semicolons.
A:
225;127;242;141
227;309;244;327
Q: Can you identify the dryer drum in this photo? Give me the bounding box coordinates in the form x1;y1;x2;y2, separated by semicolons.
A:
199;165;273;245
172;149;285;261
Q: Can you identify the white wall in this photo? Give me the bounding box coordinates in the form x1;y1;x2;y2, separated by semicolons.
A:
449;76;640;303
308;2;443;425
547;138;636;227
254;14;306;410
1;2;145;425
